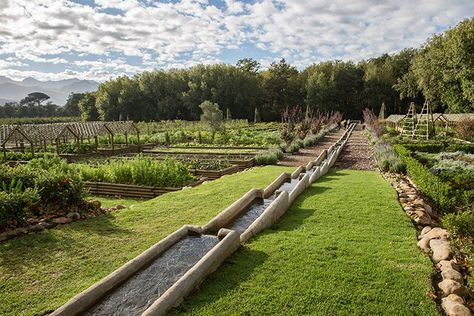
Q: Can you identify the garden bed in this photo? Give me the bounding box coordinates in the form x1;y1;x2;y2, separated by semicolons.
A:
189;165;240;180
84;178;206;199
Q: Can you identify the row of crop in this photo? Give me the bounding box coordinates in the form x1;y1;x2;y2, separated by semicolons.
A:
28;155;196;188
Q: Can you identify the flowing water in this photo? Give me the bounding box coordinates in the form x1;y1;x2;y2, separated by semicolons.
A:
85;235;219;316
225;198;273;232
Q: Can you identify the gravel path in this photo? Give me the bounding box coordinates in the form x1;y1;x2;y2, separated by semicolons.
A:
278;129;347;167
334;125;377;170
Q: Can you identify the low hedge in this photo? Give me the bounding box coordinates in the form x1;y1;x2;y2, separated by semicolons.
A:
400;142;474;154
394;145;454;211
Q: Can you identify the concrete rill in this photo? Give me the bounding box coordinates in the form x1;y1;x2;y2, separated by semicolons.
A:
85;235;219;316
52;124;353;316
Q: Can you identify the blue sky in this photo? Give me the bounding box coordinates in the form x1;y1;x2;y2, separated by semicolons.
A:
0;0;473;82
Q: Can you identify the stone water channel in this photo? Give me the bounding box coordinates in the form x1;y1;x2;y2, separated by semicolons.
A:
225;155;331;233
84;235;219;316
54;125;354;316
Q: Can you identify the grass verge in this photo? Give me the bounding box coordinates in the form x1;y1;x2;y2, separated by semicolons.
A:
173;169;438;315
0;166;293;316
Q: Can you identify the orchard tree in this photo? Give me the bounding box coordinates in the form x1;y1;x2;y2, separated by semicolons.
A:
199;100;223;136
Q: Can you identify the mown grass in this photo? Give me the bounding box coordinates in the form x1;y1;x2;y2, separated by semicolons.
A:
0;166;293;316
173;169;438;315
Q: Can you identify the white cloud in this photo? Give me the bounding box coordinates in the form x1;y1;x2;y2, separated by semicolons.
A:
0;0;472;81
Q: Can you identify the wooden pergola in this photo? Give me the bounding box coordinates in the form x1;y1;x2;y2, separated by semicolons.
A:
1;121;140;158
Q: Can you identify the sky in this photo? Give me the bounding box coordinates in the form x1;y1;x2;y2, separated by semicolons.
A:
0;0;473;82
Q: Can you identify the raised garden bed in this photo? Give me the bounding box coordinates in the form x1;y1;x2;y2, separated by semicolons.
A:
189;165;240;180
84;178;207;199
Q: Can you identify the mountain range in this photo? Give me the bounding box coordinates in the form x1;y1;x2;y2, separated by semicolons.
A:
0;76;99;106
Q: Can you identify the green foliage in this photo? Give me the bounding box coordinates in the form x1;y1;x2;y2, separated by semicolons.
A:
0;156;85;228
199;101;223;133
285;141;301;154
0;117;80;124
0;189;39;228
443;211;474;238
255;148;284;165
74;157;195;187
370;135;406;173
63;93;85;117
78;92;99;121
395;145;454;211
409;18;474;112
400;142;474;154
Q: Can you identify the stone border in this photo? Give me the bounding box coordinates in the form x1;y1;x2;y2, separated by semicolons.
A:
142;228;241;316
288;173;310;204
263;172;291;198
240;191;290;243
202;188;264;234
384;174;473;316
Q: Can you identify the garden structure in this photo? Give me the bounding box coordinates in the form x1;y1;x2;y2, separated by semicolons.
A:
0;121;140;159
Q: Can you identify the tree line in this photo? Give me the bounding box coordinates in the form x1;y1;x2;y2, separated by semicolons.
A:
1;18;472;122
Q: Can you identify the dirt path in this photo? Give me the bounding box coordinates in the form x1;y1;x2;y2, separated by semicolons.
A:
334;125;377;170
277;129;347;167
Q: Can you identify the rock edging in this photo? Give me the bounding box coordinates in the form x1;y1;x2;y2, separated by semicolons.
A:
383;173;473;316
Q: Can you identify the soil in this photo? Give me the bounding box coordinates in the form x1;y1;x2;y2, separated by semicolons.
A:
278;129;347;167
334;125;377;171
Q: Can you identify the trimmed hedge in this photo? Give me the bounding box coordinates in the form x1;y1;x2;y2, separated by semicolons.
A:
400;142;474;154
394;145;454;211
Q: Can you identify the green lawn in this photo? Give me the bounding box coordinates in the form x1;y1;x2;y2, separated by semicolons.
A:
173;169;438;315
0;166;293;316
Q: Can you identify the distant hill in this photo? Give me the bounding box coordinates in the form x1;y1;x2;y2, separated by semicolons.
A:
0;76;99;106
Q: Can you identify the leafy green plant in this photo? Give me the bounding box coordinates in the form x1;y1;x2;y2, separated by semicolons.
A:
443;210;474;238
74;157;195;187
0;189;40;229
1;178;23;193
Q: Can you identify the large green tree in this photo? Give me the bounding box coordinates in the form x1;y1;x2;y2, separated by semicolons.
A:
78;92;99;121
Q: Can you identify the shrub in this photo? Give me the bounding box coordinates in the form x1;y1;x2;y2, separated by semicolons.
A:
255;149;284;165
456;117;474;140
443;210;474;238
285;142;301;154
373;141;406;173
0;189;40;228
33;171;84;212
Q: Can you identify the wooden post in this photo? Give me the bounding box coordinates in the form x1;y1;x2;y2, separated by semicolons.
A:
30;142;35;157
56;139;60;155
94;136;99;152
20;142;25;153
43;140;47;152
125;132;129;146
76;137;81;153
111;134;115;154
